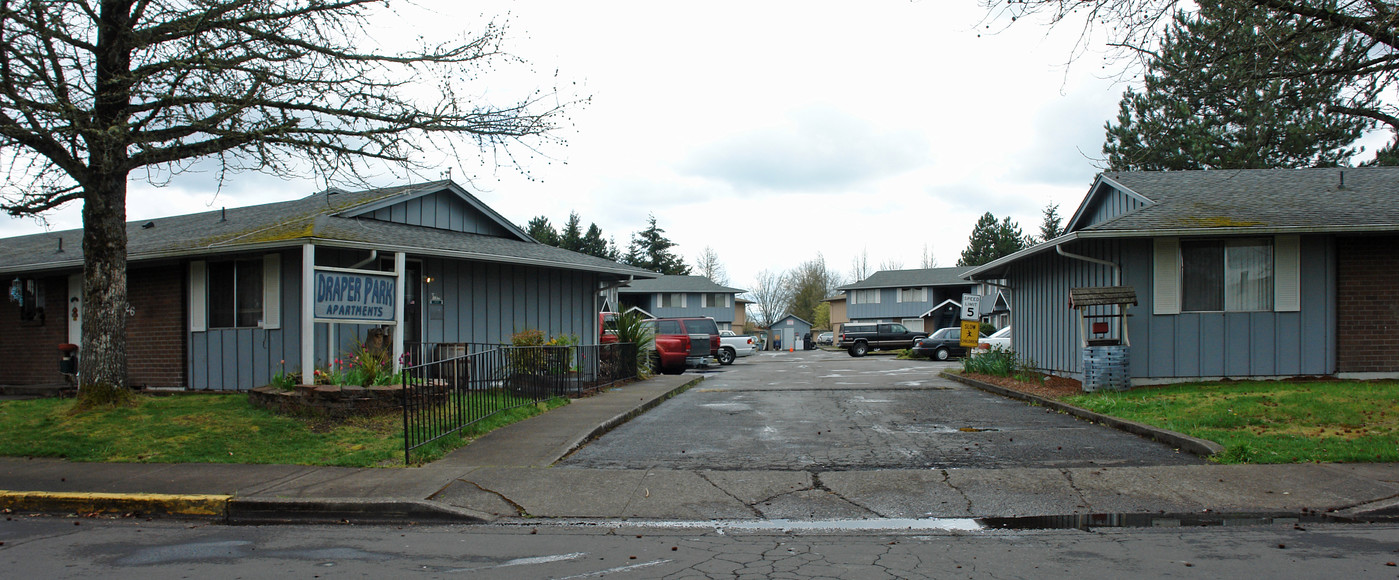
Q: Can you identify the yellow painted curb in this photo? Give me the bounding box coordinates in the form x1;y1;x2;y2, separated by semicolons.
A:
0;490;231;517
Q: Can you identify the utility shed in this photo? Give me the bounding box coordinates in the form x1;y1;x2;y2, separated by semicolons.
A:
766;315;813;351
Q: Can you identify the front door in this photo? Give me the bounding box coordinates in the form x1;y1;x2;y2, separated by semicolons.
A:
404;262;422;345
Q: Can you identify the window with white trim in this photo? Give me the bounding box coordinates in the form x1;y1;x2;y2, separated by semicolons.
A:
701;293;730;308
1181;238;1272;312
192;254;280;331
897;287;927;303
209;259;264;328
660;293;686;308
850;289;881;305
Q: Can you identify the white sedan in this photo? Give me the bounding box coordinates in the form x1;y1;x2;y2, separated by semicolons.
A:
975;326;1012;354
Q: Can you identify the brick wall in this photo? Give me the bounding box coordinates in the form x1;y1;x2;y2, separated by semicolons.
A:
127;266;186;387
0;266;186;387
0;276;69;385
1337;236;1399;373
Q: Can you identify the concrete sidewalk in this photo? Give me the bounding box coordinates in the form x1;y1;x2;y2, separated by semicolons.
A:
2;373;1398;526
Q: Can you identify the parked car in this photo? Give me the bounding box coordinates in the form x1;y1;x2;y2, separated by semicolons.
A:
816;332;834;345
837;322;928;357
975;326;1012;354
718;330;758;365
598;311;619;344
645;317;722;374
912;327;981;361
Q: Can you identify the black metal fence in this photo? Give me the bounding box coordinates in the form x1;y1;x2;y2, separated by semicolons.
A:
400;342;639;463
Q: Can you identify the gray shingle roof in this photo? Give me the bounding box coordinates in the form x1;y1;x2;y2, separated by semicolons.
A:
0;181;655;279
618;275;745;294
837;267;974;291
964;167;1399;281
1092;167;1399;233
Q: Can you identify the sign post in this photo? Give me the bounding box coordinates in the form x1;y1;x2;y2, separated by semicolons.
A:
960;293;982;348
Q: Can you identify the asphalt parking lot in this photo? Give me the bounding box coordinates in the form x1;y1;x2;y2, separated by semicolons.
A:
561;349;1204;470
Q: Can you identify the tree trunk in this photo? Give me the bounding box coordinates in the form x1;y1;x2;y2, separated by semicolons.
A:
75;1;135;406
78;176;129;402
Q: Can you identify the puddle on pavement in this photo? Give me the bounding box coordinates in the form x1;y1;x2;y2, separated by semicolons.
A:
526;518;983;532
871;424;1002;435
980;513;1333;530
507;513;1343;533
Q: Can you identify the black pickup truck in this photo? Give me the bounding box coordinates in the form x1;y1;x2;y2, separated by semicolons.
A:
837;322;928;357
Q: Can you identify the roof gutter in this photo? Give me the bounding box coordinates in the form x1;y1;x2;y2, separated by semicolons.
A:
1056;244;1120;286
0;238;658;279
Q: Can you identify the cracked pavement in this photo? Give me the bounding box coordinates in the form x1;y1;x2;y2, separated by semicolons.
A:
559;354;1201;470
9;516;1399;579
421;352;1399;521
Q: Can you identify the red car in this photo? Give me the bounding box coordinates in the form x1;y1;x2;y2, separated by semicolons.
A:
598;312;619;344
645;317;721;374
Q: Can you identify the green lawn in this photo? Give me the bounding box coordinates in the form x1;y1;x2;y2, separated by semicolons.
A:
1063;380;1399;464
0;393;564;467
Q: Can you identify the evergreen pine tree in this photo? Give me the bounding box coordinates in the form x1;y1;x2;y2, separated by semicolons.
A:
559;212;584;252
1037;202;1063;243
525;216;559;246
1102;3;1373;171
624;214;691;275
958;212;1027;267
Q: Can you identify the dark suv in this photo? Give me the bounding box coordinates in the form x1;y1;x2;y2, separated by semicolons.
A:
837;322;928;357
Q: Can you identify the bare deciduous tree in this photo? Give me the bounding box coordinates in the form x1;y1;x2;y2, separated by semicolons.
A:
694;246;729;285
786;254;839;325
849;248;871;282
0;1;572;403
920;244;939;268
747;269;790;328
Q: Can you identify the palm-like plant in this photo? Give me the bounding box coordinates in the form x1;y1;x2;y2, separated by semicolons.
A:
612;310;655;378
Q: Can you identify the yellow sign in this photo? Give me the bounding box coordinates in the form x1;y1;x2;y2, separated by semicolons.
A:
960;321;981;348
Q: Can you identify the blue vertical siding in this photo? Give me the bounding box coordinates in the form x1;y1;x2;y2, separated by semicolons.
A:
1008;235;1336;381
367;191;512;236
1080;187;1148;229
189;245;608;389
420;258;599;345
631;292;740;323
844;286;972;321
189;249;302;390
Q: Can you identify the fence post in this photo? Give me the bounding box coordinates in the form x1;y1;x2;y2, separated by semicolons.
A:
402;367;411;465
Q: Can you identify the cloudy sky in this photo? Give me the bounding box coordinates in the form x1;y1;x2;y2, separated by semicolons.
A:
0;1;1282;290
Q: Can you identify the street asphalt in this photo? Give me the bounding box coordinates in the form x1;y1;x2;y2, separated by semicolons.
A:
1;361;1398;528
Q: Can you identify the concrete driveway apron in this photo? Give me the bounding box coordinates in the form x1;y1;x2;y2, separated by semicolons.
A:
560;350;1203;471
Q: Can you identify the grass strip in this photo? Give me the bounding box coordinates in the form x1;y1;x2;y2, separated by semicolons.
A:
0;393;566;467
1063;380;1399;464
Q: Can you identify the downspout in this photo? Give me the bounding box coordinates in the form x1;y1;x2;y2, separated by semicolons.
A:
350;250;379;270
598;276;633;311
1056;245;1120;286
1056;244;1128;348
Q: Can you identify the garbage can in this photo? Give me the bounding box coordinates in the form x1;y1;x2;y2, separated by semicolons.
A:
58;343;79;375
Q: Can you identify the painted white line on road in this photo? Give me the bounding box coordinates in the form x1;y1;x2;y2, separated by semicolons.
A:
556;560;673;579
445;552;586;572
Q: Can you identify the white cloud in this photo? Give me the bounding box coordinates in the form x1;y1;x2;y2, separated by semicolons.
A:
0;0;1130;290
678;107;932;192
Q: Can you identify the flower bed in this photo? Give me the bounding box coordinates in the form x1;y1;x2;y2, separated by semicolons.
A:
248;383;438;418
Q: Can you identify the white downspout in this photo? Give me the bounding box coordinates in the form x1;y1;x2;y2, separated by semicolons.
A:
1056;245;1120;286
